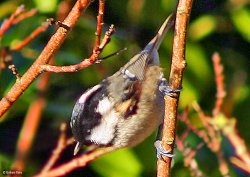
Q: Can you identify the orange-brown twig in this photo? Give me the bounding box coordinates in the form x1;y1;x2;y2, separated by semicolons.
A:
57;0;73;20
8;64;21;79
11;60;53;172
176;135;205;177
212;52;226;116
192;102;230;177
40;24;115;73
182;53;235;177
0;47;21;78
0;0;94;118
222;118;250;173
10;2;75;172
94;0;105;50
33;147;117;177
212;54;250;173
11;23;50;51
13;8;38;25
11;96;47;172
0;5;25;37
157;0;193;176
40;124;68;174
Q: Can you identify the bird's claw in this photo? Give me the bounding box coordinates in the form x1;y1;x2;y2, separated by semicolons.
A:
154;140;175;160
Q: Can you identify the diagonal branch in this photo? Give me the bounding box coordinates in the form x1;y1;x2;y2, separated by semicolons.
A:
11;23;50;52
0;5;25;37
33;147;117;177
0;0;94;118
40;24;115;73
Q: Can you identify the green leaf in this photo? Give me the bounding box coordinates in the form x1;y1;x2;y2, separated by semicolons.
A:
0;0;19;18
33;0;58;13
189;15;217;41
186;43;212;86
91;149;142;177
231;7;250;42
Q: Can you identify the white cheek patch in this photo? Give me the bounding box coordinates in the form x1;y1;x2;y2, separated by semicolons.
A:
95;97;113;115
78;84;102;104
87;110;119;145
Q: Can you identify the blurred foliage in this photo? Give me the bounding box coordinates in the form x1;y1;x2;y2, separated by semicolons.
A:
0;0;249;177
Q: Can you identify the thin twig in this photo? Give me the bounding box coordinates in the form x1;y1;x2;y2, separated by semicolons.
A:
40;124;68;173
10;57;53;172
47;18;71;31
10;3;74;172
94;0;105;50
57;0;73;20
192;102;219;150
40;24;115;73
157;0;193;176
0;5;25;37
0;47;21;78
212;52;226;116
33;147;118;177
192;102;230;177
222;117;250;173
0;0;94;118
180;105;211;145
13;8;38;25
11;23;50;51
8;64;21;79
176;123;206;177
11;96;47;172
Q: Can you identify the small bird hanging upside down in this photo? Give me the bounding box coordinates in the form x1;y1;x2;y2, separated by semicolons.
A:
70;14;179;158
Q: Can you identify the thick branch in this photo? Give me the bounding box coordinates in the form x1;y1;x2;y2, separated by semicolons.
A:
157;0;193;176
0;0;93;118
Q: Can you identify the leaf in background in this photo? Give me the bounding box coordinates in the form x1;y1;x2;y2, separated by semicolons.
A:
179;43;212;106
91;149;142;177
231;7;250;42
189;15;217;41
0;154;12;171
186;44;211;82
0;0;19;18
33;0;58;13
180;79;199;107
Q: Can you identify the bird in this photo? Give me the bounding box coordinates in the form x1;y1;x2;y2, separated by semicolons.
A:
70;15;176;156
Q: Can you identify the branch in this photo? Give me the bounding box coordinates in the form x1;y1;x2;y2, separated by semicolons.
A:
0;0;94;118
94;0;105;49
176;135;205;177
0;5;25;37
33;147;117;177
157;0;193;176
40;24;115;73
13;8;38;25
0;47;21;79
11;23;49;51
212;52;226;116
40;123;68;174
222;117;250;174
11;61;52;172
